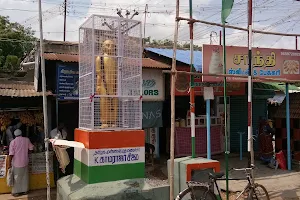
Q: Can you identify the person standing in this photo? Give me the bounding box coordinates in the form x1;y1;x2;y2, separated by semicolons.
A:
6;122;22;146
7;129;34;197
50;122;67;184
50;122;67;140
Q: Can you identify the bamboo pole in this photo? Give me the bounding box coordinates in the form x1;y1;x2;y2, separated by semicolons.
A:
176;17;300;37
38;0;51;199
170;0;180;199
222;20;229;200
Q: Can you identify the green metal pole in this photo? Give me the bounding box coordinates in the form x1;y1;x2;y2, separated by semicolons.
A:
222;25;229;200
189;0;196;158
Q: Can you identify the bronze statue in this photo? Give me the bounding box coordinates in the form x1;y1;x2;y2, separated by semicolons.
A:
95;39;118;128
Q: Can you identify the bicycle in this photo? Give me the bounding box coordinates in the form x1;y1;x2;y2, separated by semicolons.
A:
175;165;270;200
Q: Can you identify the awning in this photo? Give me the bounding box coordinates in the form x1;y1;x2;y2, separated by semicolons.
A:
268;92;286;105
253;82;300;93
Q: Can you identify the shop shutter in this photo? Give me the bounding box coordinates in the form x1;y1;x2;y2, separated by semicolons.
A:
230;96;268;153
253;99;268;151
230;96;248;153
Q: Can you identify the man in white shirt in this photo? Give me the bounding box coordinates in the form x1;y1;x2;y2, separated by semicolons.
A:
50;123;67;140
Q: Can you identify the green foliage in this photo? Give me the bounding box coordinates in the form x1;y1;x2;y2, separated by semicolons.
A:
4;55;20;70
145;37;202;50
0;15;35;70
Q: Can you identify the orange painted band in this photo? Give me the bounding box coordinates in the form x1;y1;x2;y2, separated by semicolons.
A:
186;161;220;181
74;129;145;149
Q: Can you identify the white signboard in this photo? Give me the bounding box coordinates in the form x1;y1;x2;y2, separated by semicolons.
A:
0;156;6;178
142;69;165;101
90;147;145;166
203;87;214;100
30;152;53;174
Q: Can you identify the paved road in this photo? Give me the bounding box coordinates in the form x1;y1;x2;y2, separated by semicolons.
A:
216;155;300;200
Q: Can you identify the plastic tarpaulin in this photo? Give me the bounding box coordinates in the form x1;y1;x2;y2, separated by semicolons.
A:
142;101;163;128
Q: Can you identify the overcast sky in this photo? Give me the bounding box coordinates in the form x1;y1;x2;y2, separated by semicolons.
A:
1;0;300;49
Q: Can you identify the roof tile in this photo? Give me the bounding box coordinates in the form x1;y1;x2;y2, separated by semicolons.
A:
44;53;169;68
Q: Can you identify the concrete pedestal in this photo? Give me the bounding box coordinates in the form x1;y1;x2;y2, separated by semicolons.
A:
57;175;170;200
167;157;220;198
74;129;145;184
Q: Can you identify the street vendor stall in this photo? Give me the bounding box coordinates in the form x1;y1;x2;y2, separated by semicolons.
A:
0;110;55;194
173;67;245;157
175;113;223;157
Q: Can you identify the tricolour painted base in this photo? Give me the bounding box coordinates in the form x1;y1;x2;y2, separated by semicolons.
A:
74;129;145;184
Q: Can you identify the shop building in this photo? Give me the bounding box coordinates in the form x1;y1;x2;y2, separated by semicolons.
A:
0;65;54;193
144;47;299;157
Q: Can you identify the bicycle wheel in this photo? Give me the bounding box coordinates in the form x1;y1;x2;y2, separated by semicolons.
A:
175;186;218;200
247;184;270;200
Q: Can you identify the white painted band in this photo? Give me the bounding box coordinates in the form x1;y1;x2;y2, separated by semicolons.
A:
191;112;196;137
249;25;252;50
248;76;252;102
74;147;145;167
248;126;252;152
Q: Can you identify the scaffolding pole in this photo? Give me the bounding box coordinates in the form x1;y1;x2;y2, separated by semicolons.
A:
247;0;255;170
38;0;51;199
222;23;229;200
189;0;196;159
170;0;180;199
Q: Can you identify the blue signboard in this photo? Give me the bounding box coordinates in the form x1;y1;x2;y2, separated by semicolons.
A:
56;64;79;100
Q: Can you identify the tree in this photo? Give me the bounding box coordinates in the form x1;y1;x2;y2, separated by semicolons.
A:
144;37;202;51
0;15;35;70
4;55;20;70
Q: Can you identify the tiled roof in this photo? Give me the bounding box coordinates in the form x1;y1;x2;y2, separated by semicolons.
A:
145;47;202;72
274;93;300;118
43;53;169;68
44;53;78;62
0;82;52;97
0;83;34;90
142;58;170;69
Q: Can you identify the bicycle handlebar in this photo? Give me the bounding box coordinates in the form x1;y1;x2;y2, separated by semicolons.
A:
230;165;256;172
232;167;253;171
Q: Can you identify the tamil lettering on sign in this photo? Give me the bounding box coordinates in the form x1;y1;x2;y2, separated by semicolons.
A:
174;67;245;96
0;155;6;178
30;152;53;174
142;69;164;101
90;147;145;166
203;44;300;82
57;64;79;100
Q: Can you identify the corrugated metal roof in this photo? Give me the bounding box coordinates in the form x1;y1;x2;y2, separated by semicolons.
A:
44;53;169;68
0;83;52;97
145;47;202;72
253;82;300;92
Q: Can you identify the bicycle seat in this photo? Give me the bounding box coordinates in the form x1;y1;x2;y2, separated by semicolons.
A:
208;172;225;179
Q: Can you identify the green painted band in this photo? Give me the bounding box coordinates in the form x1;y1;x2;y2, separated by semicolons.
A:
191;136;196;158
74;159;145;184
